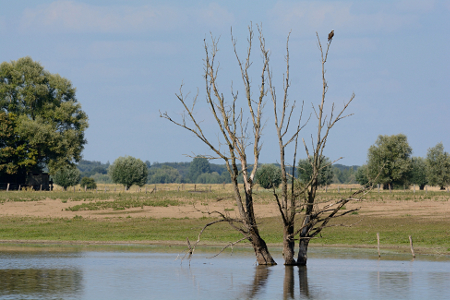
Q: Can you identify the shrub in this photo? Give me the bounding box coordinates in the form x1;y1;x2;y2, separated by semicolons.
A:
53;167;81;190
109;156;148;190
256;164;282;189
80;177;97;190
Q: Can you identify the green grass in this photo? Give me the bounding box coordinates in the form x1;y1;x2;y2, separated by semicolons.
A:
0;215;448;254
1;185;450;254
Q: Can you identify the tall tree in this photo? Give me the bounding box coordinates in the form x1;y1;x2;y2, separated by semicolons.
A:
0;57;88;179
162;25;276;265
367;134;412;189
426;143;450;190
267;31;363;265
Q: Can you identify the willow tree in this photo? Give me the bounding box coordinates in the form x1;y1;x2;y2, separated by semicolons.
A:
161;25;276;265
267;32;367;265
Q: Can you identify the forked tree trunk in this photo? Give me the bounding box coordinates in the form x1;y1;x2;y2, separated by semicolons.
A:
283;224;296;265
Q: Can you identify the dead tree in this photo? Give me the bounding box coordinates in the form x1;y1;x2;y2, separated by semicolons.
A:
267;31;368;265
161;25;276;265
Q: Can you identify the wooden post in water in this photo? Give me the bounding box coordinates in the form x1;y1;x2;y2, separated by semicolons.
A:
409;235;415;258
377;233;381;258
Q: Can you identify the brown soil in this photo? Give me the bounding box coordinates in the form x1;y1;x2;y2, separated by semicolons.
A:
1;197;449;220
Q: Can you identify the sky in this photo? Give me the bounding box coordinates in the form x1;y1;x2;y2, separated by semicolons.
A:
1;0;449;166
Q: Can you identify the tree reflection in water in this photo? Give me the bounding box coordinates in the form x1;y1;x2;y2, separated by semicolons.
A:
245;264;315;299
245;265;271;299
0;268;83;298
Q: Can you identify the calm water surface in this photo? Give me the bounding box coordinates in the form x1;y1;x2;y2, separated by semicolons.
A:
0;245;449;299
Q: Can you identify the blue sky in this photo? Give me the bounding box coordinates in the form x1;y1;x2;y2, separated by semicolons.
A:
1;0;449;166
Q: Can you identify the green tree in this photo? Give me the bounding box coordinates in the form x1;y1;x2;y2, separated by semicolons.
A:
426;143;450;190
109;156;148;190
0;57;88;178
80;177;97;190
367;134;412;189
297;156;334;187
256;164;282;189
355;165;370;187
53;167;80;190
188;157;210;183
409;157;427;190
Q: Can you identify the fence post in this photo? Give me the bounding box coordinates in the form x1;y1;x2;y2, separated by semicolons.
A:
338;186;340;194
414;185;415;193
41;184;43;191
73;186;75;192
378;184;380;193
85;185;87;192
194;184;196;192
18;184;21;191
6;183;10;191
377;233;380;258
409;235;415;258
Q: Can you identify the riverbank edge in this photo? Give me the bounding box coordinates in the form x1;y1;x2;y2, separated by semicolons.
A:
1;239;448;257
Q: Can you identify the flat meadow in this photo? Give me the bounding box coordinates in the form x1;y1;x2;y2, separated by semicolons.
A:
0;183;449;255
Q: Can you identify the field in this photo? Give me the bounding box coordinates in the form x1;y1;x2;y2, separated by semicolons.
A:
1;183;449;255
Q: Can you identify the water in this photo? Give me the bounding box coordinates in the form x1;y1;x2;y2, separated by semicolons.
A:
0;245;449;299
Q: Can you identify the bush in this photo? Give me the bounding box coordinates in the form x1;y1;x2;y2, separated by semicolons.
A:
109;156;148;190
53;167;81;190
80;177;97;190
256;164;282;189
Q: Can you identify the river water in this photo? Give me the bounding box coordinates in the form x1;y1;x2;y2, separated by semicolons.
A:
0;245;449;299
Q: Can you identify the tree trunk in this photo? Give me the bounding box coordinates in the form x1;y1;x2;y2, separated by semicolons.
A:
249;229;277;265
297;238;310;266
283;224;296;265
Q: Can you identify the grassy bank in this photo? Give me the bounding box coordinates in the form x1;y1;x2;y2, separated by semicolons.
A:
1;184;449;255
0;215;449;255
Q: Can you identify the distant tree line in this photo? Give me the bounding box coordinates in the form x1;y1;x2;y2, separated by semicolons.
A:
75;156;359;187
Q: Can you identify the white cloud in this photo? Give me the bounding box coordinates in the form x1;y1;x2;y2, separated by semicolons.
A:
269;1;419;35
19;1;234;34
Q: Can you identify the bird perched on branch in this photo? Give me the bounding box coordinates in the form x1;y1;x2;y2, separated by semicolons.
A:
328;30;334;42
